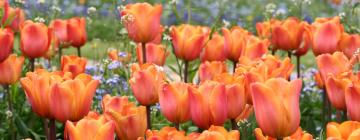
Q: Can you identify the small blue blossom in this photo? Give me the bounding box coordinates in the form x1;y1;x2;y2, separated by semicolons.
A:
85;65;97;75
108;61;122;70
118;52;127;57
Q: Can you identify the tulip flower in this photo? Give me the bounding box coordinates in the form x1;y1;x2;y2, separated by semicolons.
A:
20;20;51;59
0;28;14;62
199;61;227;82
345;79;360;121
102;95;147;140
129;63;165;106
251;78;302;138
50;73;99;122
170;24;210;61
327;121;360;139
64;113;115;140
107;49;132;63
189;81;228;129
271;17;309;51
243;36;269;60
200;33;226;62
7;7;25;32
311;16;344;56
67;17;87;48
20;69;72;118
222;26;251;62
188;125;240;140
235;104;254;122
338;33;360;59
316;52;351;83
136;43;169;66
50;19;69;44
61;55;87;76
120;3;162;43
256;19;281;39
159;82;191;125
0;0;9;26
0;54;24;85
138;127;187;140
254;127;313;140
325;72;353;111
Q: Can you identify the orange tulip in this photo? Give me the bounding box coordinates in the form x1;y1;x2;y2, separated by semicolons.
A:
311;16;344;56
50;73;99;122
189;81;228;129
326;72;353;111
327;121;360;139
256;19;281;39
330;0;341;5
222;26;251;62
20;69;72;119
316;52;351;83
199;61;228;82
20;20;51;59
61;55;87;76
188;125;240;140
129;63;165;106
107;49;132;63
136;43;169;66
0;0;9;26
254;127;313;140
102;95;147;140
170;24;210;61
43;31;60;60
67;17;87;47
345;79;360;121
243;36;269;60
338;33;360;59
7;7;25;32
50;19;69;44
0;28;14;62
64;113;115;140
200;33;226;62
159;82;191;124
0;54;24;85
235;104;254;122
120;3;162;43
271;17;309;51
251;78;302;138
213;73;246;119
138;127;187;140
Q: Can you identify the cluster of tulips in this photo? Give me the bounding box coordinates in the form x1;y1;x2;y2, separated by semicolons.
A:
2;0;360;139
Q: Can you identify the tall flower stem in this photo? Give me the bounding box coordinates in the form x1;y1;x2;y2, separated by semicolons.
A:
146;106;151;129
184;61;189;83
142;42;147;63
77;47;81;57
322;88;331;127
296;56;301;78
287;51;292;60
58;46;62;65
30;58;35;71
49;119;56;140
231;119;238;130
5;85;15;140
232;61;237;73
44;119;49;140
174;123;180;130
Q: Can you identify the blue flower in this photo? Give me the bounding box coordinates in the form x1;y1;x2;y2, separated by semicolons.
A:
118;52;127;58
108;61;122;70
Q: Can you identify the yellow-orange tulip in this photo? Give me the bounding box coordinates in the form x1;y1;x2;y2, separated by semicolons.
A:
50;73;99;122
102;95;147;140
20;20;51;59
7;7;25;32
311;16;344;56
188;125;240;140
325;72;353;111
338;33;360;59
138;127;187;140
345;80;360;121
327;121;360;140
136;43;169;66
129;63;165;106
256;19;281;40
120;3;162;43
170;24;210;61
213;73;246;119
271;17;309;51
50;19;69;44
20;69;72;119
67;17;87;47
0;54;24;85
316;51;351;83
243;36;269;60
64;112;115;140
199;61;227;82
61;55;87;76
254;127;313;140
200;33;226;62
251;78;302;138
0;28;14;62
222;26;251;62
235;104;254;122
189;81;228;129
159;82;191;124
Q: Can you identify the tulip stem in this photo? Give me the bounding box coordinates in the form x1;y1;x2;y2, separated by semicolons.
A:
296;56;301;78
29;58;35;71
58;46;62;66
232;61;237;73
287;51;292;60
271;49;276;55
174;123;180;130
77;47;81;57
343;110;347;121
49;119;56;140
231;119;238;130
142;42;147;63
43;119;49;140
184;61;189;83
336;110;341;122
5;85;15;140
146;106;152;130
322;88;331;126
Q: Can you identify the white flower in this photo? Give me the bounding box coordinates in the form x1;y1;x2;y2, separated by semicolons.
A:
265;3;277;14
34;17;45;23
222;19;230;28
163;34;171;41
6;110;12;119
50;6;61;12
119;28;128;35
87;7;97;14
15;0;25;4
121;14;135;24
169;0;178;5
117;5;125;11
37;0;45;4
303;0;312;5
339;12;346;19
